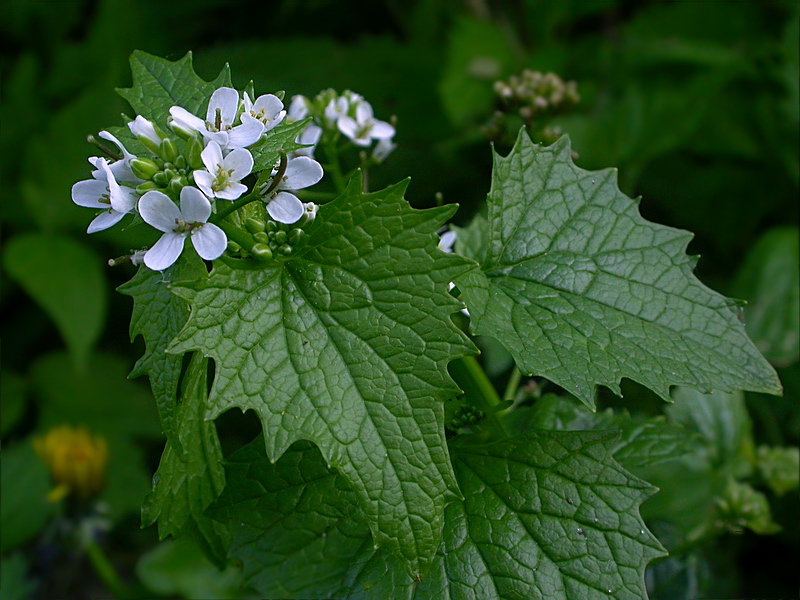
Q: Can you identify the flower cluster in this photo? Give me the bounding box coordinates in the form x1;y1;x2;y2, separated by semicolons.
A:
72;87;325;271
284;89;396;163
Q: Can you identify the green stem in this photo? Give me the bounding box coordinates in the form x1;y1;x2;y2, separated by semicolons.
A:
216;220;253;251
451;356;506;439
323;139;346;194
85;540;132;599
211;191;260;223
502;366;522;403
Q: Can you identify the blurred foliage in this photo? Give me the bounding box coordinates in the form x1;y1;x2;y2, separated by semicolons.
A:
1;0;797;598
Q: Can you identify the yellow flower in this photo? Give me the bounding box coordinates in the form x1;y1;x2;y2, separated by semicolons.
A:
33;425;108;503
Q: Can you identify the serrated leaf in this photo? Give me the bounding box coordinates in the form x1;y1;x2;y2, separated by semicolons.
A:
457;131;781;407
118;253;207;439
141;353;228;563
117;51;231;125
169;174;476;576
4;234;106;369
250;118;311;172
732;226;799;367
211;431;665;600
508;394;698;469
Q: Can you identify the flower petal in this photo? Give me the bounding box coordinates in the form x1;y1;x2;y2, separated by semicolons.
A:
98;130;135;160
355;101;374;123
262;110;286;132
288;95;308;120
222;148;254;181
87;210;125;234
226;118;265;149
72;179;109;208
207;87;239;129
282;157;323;190
128;115;161;146
267;192;304;224
200;141;223;173
191;223;227;260
337;116;358;140
144;233;185;271
179;186;212;223
253;94;284;117
193;171;215;198
139;190;181;232
370;120;395;140
169;106;206;134
100;161;136;213
215;182;248;201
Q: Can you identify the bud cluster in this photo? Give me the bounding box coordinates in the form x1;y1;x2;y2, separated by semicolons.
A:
227;215;311;262
493;70;580;121
448;404;486;431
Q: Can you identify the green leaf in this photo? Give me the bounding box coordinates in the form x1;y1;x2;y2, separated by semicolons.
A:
170;174;475;576
666;387;753;470
0;370;27;437
136;538;244;599
508;394;698;469
0;553;37;600
117;51;231;125
250;118;310;172
211;431;665;599
457;131;781;407
118;253;207;439
0;442;55;552
4;234;106;369
30;351;161;517
141;353;228;562
732;226;799;367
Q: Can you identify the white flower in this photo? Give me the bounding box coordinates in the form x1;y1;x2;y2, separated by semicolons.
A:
72;158;137;233
337;102;395;147
88;131;142;185
290;124;322;159
263;156;323;224
193;141;253;201
287;95;309;121
324;96;349;125
128;116;162;149
438;230;457;253
169;87;264;151
372;136;396;162
138;187;226;271
242;92;285;132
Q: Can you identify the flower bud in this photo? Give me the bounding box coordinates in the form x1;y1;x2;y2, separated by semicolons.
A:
185;136;205;170
251;243;273;261
159;138;180;163
253;232;269;244
152;172;169;186
129;115;162;154
168;177;185;195
288;228;304;245
174;155;187;170
227;240;242;253
278;244;293;256
136;181;160;193
169;119;197;141
130;157;160;180
274;231;288;245
245;217;265;234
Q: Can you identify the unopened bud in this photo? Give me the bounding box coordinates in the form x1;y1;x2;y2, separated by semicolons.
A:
253;232;269;244
136;181;160;193
130;158;160;180
185;136;204;170
278;244;292;256
251;243;273;261
128;115;162;154
244;217;265;234
288;228;303;245
152;172;169;186
174;155;187;170
169;119;197;141
168;177;185;195
274;231;288;245
227;240;242;253
159;138;180;163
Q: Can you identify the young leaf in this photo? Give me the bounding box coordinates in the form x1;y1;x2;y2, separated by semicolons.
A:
4;234;106;369
457;131;781;407
211;430;665;599
250;118;311;172
732;226;799;367
118;252;207;440
169;174;476;577
117;51;231;125
141;353;228;563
